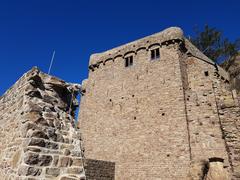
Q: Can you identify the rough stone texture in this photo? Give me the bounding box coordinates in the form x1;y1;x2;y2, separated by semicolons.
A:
183;56;232;178
205;161;230;180
1;27;240;180
78;27;240;179
80;38;191;179
221;54;240;92
0;67;86;179
213;77;240;179
85;159;115;180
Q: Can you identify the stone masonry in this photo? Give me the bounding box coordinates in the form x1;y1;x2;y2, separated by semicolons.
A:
0;67;86;179
0;67;115;180
1;27;240;180
78;27;240;179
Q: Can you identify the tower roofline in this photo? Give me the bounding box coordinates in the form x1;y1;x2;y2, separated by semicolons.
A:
88;27;229;81
89;27;184;66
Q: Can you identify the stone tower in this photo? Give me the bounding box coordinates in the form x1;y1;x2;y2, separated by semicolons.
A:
78;27;240;179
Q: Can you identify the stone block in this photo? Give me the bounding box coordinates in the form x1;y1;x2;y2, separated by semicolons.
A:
52;155;59;167
60;176;78;180
59;156;72;167
63;149;71;156
28;138;45;147
67;167;84;174
72;158;83;166
24;152;39;165
31;130;49;139
24;152;52;166
46;167;60;177
18;165;42;176
38;154;53;166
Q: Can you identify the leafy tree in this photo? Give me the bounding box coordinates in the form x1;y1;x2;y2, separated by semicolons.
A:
191;25;240;68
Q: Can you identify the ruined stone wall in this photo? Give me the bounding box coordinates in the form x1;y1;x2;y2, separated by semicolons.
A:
0;67;86;179
78;28;192;179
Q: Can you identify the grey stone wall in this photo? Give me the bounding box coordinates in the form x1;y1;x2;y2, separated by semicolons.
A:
84;159;115;180
0;67;86;180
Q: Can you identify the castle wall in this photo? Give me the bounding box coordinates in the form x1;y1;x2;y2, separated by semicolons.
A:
79;39;192;179
0;72;27;178
212;75;240;179
183;56;232;178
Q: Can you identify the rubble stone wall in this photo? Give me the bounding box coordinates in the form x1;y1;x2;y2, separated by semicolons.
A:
0;67;86;180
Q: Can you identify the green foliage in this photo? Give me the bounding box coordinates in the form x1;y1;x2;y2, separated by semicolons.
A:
191;25;240;65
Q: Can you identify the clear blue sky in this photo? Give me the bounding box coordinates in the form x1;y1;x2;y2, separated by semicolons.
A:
0;0;239;95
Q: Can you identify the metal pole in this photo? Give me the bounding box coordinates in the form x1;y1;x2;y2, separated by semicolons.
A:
48;50;55;75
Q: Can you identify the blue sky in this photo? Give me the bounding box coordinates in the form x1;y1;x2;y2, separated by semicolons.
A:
0;0;239;95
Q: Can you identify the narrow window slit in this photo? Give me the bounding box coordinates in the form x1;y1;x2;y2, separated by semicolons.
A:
204;71;209;76
150;48;160;60
125;56;134;67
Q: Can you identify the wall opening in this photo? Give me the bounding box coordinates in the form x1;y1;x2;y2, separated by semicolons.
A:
125;56;133;67
204;71;209;76
151;48;160;60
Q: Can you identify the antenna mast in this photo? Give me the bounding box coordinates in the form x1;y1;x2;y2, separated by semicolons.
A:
48;50;55;75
